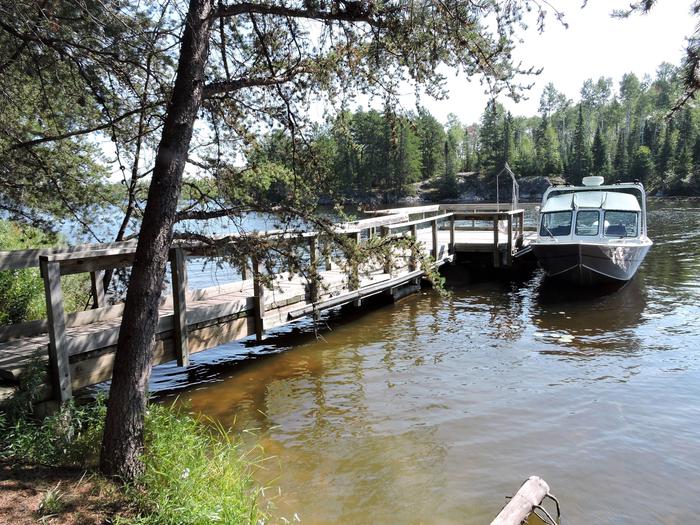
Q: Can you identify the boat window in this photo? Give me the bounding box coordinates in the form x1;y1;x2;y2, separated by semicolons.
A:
540;211;572;237
604;211;638;237
575;210;600;236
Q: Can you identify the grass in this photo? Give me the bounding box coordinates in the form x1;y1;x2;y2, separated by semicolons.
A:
0;398;266;524
130;406;263;525
38;483;66;517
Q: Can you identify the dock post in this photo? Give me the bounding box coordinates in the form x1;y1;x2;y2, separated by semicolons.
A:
252;256;266;341
506;214;513;267
409;224;418;271
241;256;249;281
170;247;189;367
432;219;439;261
519;210;524;243
381;226;392;275
449;215;455;255
492;217;500;268
39;257;72;402
308;235;319;303
90;270;105;309
324;248;332;271
350;231;361;307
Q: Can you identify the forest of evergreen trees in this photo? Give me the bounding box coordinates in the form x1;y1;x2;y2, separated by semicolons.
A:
253;60;700;200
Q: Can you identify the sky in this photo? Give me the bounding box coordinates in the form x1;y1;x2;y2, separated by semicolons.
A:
392;0;697;124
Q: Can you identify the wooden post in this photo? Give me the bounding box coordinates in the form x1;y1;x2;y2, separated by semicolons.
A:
381;226;392;275
170;248;189;366
350;231;361;307
506;213;513;267
252;256;265;341
519;210;524;239
409;224;418;271
432;218;438;261
241;256;249;281
449;215;455;255
490;476;550;525
39;258;72;402
492;217;500;268
90;270;105;309
308;236;319;303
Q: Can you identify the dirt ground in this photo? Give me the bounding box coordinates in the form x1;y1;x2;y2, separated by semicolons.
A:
0;459;131;525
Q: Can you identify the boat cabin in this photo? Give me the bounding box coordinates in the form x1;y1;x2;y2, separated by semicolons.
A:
538;185;647;241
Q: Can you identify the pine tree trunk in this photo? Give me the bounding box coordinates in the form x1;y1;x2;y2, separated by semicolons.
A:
100;0;216;481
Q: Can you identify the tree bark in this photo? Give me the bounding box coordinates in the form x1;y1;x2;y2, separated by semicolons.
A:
100;0;216;481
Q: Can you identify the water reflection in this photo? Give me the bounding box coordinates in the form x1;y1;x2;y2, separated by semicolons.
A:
530;274;647;355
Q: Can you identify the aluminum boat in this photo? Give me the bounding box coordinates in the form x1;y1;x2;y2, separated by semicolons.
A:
531;176;652;285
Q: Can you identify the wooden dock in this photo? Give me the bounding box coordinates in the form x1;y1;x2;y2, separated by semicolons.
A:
0;205;534;404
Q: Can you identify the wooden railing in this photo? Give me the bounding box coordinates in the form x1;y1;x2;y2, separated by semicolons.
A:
451;209;525;267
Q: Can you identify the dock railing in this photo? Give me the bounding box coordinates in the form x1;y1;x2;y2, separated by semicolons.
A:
0;210;459;401
370;204;527;267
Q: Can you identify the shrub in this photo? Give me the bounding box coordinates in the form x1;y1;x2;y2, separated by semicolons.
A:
1;399;264;525
0;220;91;324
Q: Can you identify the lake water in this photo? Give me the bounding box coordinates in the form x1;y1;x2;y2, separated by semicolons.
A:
153;199;700;524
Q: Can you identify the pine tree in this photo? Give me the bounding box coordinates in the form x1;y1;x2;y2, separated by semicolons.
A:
534;116;563;177
674;109;694;183
613;131;628;180
591;125;607;177
630;145;654;185
439;136;459;198
570;104;589;182
690;135;700;191
416;107;446;181
478;99;503;175
656;121;675;182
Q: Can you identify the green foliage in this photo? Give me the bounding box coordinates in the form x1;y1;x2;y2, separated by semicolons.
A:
130;405;262;525
613;131;629;179
0;221;53;324
221;162;300;208
239;59;699;199
0;399;263;525
479;100;505;176
0;221;91;325
248;109;425;201
591;125;608;177
417;107;447;181
569;104;590;183
630;146;654;185
1;355;48;423
1;399;106;467
38;484;66;517
534;116;563;177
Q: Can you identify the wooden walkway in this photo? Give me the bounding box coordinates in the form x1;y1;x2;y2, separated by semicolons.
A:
0;205;534;403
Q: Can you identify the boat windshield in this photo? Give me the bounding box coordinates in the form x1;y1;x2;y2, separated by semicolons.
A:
540;211;572;237
604;211;638;237
575;210;600;236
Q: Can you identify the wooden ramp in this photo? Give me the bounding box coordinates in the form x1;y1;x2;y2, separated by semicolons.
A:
0;205;533;403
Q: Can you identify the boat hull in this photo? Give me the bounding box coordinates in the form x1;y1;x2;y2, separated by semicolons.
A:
532;242;651;285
